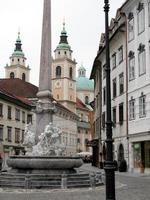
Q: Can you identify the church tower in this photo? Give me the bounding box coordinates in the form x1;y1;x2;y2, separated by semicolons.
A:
52;22;76;113
5;32;30;82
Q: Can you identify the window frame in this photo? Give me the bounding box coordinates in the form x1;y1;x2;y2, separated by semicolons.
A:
139;94;146;118
137;3;145;35
112;78;117;99
138;44;146;76
128;51;135;81
0;104;3;117
119;103;124;125
129;98;135;120
118;46;123;64
128;12;134;42
119;72;124;95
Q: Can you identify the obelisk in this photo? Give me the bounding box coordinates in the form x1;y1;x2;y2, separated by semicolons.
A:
36;0;53;140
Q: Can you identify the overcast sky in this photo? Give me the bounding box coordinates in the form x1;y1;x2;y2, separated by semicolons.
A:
0;0;125;86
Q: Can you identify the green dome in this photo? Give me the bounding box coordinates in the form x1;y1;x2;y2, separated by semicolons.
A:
12;50;25;57
56;43;71;50
76;76;94;91
12;32;25;57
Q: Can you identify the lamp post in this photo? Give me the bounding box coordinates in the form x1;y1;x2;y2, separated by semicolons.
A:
103;0;116;199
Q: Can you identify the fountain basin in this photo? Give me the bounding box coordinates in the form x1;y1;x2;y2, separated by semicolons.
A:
6;156;83;174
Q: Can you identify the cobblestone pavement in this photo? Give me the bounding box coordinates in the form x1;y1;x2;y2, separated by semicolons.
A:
0;165;150;200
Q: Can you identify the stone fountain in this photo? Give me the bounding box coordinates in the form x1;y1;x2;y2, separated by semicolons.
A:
0;0;103;189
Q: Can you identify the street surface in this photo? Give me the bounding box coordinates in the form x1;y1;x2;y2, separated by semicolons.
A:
0;165;150;200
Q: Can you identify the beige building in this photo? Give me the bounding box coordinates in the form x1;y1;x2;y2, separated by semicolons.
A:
52;22;76;113
5;32;30;82
0;84;33;167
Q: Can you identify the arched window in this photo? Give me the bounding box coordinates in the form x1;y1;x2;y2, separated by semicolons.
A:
22;73;26;81
10;72;15;79
69;67;73;79
56;66;61;78
85;96;89;104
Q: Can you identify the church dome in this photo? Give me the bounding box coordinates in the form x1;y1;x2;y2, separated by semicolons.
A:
12;32;25;57
76;65;94;91
55;22;71;51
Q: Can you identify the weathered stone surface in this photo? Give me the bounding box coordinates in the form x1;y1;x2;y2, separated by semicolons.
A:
7;156;83;170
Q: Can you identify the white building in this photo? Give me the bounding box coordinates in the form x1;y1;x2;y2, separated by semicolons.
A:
122;0;150;173
91;9;129;168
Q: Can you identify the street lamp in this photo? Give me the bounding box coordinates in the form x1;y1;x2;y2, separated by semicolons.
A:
103;0;116;199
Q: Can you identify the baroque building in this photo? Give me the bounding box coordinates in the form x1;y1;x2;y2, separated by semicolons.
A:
91;0;150;173
52;23;94;154
91;9;128;168
5;32;30;82
51;22;76;113
122;0;150;173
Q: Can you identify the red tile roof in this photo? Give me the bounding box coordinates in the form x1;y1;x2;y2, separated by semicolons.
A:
76;98;90;111
0;78;38;98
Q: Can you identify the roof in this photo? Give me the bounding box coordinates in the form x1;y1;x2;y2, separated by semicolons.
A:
0;78;78;117
0;78;38;98
76;77;94;91
0;87;32;109
76;98;90;111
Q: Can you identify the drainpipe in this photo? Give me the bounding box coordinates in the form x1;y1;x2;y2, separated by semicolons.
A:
121;11;129;170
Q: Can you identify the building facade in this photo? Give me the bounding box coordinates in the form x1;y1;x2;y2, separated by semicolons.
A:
122;0;150;173
0;86;33;168
91;9;129;168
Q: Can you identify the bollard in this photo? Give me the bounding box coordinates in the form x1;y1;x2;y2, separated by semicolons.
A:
61;174;67;189
95;172;102;184
90;173;96;189
25;174;31;189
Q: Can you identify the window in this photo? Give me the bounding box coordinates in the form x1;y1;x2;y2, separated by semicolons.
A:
128;12;134;41
128;51;135;80
119;103;124;125
77;138;80;143
85;96;89;104
112;53;116;69
22;73;26;81
0;125;3;141
129;98;135;120
103;87;106;105
56;66;61;78
0;104;3;117
138;43;146;76
57;94;59;99
113;78;117;98
15;108;20;121
27;114;32;124
15;128;20;143
118;46;123;64
119;73;124;95
22;130;24;143
137;3;145;34
7;127;12;142
85;138;88;145
102;112;105;128
22;111;25;123
10;72;15;79
69;67;73;79
7;106;11;119
103;64;106;79
139;94;146;118
112;107;116;126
